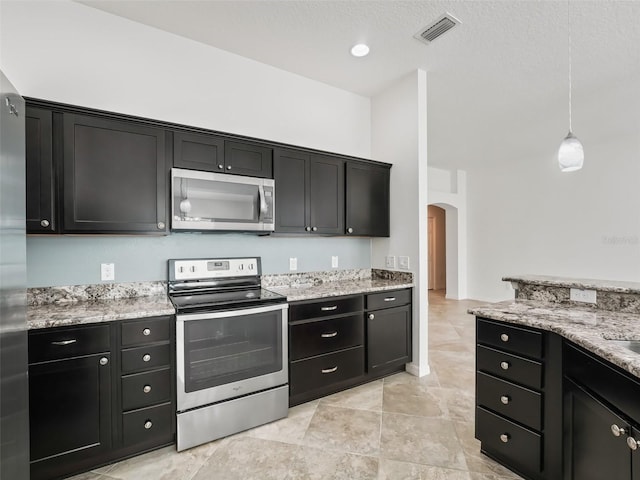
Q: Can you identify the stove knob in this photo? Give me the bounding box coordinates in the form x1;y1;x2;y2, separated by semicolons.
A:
179;266;184;273
190;266;196;273
239;264;244;270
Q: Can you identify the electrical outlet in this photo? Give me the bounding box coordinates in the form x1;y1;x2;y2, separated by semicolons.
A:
570;288;597;304
289;257;298;271
101;263;115;281
331;256;339;268
398;256;410;270
385;256;396;269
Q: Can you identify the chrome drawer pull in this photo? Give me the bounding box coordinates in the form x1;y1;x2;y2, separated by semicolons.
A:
627;437;638;451
611;424;627;437
500;433;510;443
144;420;153;429
99;357;109;366
384;297;396;302
321;306;338;311
143;328;151;336
143;385;152;393
500;361;510;370
321;331;338;338
321;366;338;374
143;354;151;362
500;333;509;342
500;395;510;405
51;339;77;346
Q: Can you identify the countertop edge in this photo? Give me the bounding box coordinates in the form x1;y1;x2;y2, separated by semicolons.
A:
503;275;640;295
277;282;415;303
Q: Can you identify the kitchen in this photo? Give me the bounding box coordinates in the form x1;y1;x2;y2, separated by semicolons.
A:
1;1;639;479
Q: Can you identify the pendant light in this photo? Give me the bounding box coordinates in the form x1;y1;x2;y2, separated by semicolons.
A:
558;0;584;172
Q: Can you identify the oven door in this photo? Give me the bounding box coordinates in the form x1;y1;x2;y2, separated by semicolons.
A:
176;302;288;412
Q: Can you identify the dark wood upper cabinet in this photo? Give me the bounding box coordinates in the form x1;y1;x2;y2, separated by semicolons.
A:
346;162;390;237
224;141;272;178
274;149;344;234
173;131;224;172
62;113;167;234
25;106;57;233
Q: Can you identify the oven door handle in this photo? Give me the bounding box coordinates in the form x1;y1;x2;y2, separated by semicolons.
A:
176;302;288;322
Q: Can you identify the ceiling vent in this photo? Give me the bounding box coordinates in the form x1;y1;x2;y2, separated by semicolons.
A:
414;13;461;44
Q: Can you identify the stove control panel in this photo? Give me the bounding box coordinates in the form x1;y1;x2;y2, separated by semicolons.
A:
172;257;260;280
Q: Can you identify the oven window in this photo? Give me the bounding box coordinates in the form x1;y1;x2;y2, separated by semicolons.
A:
183;309;282;392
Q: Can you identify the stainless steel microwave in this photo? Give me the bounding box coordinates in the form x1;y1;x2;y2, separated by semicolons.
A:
171;168;275;232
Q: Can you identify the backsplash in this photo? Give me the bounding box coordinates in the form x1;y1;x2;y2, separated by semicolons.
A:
27;281;166;306
262;268;413;289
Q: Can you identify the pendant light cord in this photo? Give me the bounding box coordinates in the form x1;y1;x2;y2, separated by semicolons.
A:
568;0;572;133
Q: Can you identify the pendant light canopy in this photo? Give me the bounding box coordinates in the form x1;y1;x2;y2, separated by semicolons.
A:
558;1;584;172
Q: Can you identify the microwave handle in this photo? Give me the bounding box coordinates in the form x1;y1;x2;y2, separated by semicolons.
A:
258;185;268;217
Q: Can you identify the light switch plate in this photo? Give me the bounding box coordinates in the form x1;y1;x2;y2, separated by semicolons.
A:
289;257;298;271
570;288;597;304
385;256;396;269
398;256;410;270
101;263;115;281
331;256;339;268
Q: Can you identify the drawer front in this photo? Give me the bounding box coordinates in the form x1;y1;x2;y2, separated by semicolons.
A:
121;343;171;374
477;345;542;390
290;347;364;396
290;314;364;360
476;406;541;477
289;295;363;322
121;316;171;347
122;368;172;411
477;318;543;359
366;289;411;310
29;324;110;364
476;371;542;431
122;402;173;447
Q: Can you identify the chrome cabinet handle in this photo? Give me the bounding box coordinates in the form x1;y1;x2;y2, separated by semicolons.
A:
51;339;77;346
40;219;50;227
368;314;375;320
143;385;152;393
321;305;338;311
347;227;353;234
627;437;638;451
500;333;509;342
611;424;627;437
143;354;151;362
500;433;510;443
500;395;510;405
305;226;311;232
144;420;153;429
321;331;338;338
142;328;151;336
384;297;396;302
99;357;109;366
500;361;510;370
218;164;224;169
157;222;165;229
321;366;338;374
226;165;232;170
312;226;318;231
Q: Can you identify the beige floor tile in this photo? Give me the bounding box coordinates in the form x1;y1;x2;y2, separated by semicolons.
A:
66;472;117;480
319;379;384;411
378;459;472;480
382;383;450;419
248;399;319;444
285;445;378;480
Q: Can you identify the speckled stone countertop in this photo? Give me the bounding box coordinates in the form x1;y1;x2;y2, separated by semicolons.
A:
469;300;640;379
270;277;414;302
504;274;640;295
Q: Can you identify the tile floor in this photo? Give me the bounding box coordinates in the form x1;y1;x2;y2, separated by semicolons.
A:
69;291;521;480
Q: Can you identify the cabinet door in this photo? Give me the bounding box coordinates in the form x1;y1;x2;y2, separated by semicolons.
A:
29;353;112;464
224;141;273;178
274;148;309;233
26;106;56;233
346;162;390;237
63;114;167;233
173;131;225;172
634;426;640;480
564;379;631;480
309;154;344;235
367;304;411;373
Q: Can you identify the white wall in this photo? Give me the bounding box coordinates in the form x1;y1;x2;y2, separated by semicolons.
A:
371;70;428;377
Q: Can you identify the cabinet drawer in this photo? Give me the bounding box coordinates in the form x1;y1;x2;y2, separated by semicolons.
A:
290;314;363;361
122;368;172;411
477;318;543;359
121;316;171;347
289;296;363;322
290;347;364;396
476;372;542;431
476;406;541;477
477;345;542;390
29;324;110;364
122;402;173;447
121;343;171;374
366;289;411;310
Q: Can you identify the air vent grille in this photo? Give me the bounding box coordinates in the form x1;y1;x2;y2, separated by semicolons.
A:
414;13;460;44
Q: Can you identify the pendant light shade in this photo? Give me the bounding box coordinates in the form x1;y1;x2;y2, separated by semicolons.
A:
558;131;584;172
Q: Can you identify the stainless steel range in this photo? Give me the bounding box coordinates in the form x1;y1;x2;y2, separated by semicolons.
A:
168;257;289;451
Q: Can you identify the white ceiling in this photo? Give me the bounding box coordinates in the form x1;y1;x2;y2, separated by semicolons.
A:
76;0;640;169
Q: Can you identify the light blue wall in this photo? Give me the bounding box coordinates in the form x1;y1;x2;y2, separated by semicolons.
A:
26;234;372;287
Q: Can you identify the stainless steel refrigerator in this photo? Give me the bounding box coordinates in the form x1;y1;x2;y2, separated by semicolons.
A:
0;70;29;479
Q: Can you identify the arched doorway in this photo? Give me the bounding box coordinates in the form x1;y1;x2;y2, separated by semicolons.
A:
428;205;446;293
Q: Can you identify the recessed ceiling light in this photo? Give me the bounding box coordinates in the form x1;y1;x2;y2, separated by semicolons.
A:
350;44;370;57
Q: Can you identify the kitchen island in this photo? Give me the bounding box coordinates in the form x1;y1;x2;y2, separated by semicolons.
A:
469;275;640;480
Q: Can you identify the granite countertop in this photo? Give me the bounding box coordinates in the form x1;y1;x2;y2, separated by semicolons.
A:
27;295;175;330
504;274;640;295
268;278;414;302
469;299;640;379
